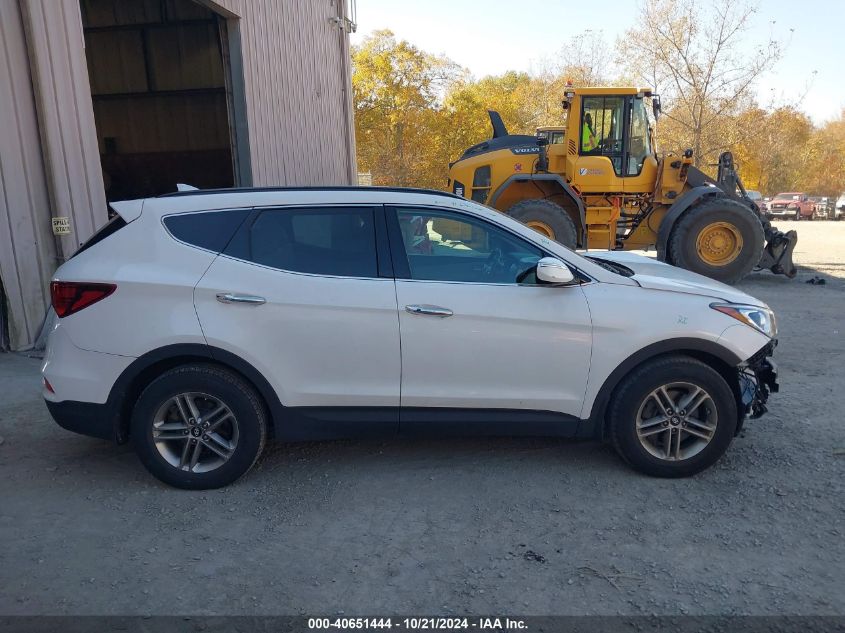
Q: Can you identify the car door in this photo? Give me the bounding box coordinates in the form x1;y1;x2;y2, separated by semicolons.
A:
387;205;593;433
194;205;400;435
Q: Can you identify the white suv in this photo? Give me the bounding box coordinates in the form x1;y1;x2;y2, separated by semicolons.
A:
42;187;779;488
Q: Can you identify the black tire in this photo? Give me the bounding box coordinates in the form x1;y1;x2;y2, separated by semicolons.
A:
608;355;738;478
130;364;267;489
667;196;764;284
506;199;578;248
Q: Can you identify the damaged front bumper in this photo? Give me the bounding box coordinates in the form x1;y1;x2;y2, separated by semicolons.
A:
738;340;779;429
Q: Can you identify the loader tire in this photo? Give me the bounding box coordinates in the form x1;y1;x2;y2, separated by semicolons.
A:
507;199;578;249
668;196;764;285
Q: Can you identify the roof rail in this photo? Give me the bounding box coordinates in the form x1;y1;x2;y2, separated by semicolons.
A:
158;185;464;200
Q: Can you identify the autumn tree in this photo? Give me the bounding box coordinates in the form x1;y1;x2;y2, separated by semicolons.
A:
352;30;464;188
733;107;813;194
618;0;783;167
531;31;622;125
351;23;842;197
798;111;845;197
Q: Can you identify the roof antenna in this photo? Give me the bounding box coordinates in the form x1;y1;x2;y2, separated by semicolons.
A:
176;183;199;192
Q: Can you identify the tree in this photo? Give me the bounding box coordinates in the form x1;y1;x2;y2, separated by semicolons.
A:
350;25;843;197
798;111;845;197
618;0;782;167
352;30;464;188
733;107;812;194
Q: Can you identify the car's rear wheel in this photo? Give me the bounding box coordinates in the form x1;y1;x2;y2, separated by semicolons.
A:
608;356;737;478
131;364;267;489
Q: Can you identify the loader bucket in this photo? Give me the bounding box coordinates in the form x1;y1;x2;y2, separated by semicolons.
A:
758;229;798;278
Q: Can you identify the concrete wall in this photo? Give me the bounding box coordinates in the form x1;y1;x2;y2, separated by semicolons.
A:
0;0;356;351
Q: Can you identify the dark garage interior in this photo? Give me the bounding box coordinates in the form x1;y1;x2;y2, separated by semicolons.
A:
80;0;236;201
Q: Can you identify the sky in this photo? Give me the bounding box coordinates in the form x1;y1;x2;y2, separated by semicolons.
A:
349;0;844;125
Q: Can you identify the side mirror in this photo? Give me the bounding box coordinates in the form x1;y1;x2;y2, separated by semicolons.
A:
536;257;575;285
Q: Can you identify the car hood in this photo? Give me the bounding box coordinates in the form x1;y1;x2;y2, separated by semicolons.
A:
586;251;766;306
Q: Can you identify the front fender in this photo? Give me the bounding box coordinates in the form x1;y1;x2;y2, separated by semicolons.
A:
489;174;587;233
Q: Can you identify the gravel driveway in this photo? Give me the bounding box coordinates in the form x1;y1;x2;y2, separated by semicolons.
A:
0;221;842;616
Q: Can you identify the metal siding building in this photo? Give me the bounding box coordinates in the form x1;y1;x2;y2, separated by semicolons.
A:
0;0;356;351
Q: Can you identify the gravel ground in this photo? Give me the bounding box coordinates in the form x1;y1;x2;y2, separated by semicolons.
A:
0;220;842;616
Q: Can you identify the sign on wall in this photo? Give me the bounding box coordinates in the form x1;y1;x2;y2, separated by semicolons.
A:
51;217;71;236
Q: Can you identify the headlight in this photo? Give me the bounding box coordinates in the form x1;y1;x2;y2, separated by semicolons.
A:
711;303;777;338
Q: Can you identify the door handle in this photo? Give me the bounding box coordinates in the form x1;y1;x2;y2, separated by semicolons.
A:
216;293;266;305
405;304;453;317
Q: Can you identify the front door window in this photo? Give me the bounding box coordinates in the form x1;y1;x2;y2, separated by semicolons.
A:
395;209;544;285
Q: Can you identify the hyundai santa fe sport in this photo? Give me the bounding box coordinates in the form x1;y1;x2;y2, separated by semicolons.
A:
42;187;779;489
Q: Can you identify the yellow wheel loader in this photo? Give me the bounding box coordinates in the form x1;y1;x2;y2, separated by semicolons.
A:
447;86;796;284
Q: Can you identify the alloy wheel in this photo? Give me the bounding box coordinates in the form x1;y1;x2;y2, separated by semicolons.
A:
151;392;239;473
635;382;717;461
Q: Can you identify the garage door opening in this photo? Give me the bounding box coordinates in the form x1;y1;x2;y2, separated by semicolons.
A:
80;0;245;201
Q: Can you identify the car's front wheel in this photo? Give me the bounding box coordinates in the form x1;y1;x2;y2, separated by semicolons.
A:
131;364;267;489
608;355;738;477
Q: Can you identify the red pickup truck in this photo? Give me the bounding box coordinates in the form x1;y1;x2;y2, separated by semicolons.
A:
767;192;814;221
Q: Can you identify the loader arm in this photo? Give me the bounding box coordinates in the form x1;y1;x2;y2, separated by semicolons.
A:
714;153;797;278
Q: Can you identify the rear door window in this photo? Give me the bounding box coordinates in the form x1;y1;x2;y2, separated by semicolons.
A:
224;207;378;278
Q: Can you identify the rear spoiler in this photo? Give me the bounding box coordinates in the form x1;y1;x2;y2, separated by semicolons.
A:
109;199;144;223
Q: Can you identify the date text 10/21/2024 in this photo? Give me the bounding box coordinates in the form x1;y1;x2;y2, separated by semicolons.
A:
307;618;528;630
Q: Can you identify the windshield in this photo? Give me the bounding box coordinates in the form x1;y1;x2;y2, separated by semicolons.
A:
774;193;800;200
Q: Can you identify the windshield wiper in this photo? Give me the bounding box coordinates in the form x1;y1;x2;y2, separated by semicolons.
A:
586;256;635;277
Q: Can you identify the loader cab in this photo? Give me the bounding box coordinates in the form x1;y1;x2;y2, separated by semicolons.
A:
536;127;566;145
568;90;658;192
536;126;568;173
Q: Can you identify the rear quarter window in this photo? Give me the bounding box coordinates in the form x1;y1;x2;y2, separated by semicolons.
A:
72;214;127;258
163;209;251;253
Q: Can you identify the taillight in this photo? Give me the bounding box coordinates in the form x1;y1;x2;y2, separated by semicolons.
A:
50;281;116;318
